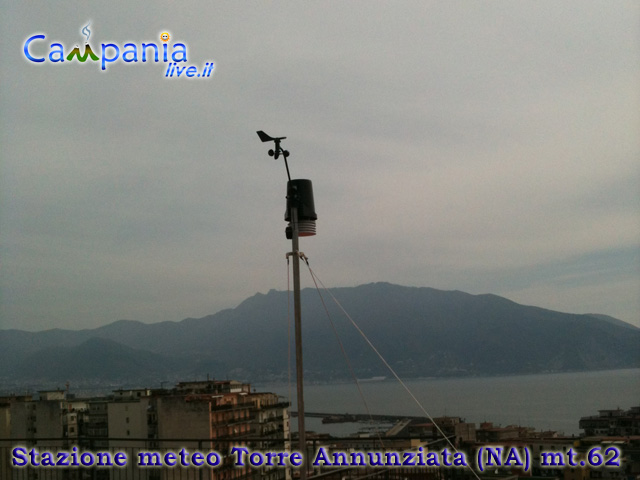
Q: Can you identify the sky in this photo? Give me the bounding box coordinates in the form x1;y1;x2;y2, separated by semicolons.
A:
1;1;639;332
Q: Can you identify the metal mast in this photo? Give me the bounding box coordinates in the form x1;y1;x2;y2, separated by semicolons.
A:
257;131;317;480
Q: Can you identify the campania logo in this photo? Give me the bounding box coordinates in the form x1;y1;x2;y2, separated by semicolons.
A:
23;23;215;78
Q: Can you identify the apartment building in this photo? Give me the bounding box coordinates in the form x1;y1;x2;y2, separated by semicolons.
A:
1;380;290;480
579;406;640;437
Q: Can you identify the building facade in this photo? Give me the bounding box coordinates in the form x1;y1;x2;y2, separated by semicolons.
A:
1;381;290;480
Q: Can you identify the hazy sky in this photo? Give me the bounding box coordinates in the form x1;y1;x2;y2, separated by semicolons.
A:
1;1;638;332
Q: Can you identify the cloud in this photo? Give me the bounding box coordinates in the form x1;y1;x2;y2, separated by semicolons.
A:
1;1;638;331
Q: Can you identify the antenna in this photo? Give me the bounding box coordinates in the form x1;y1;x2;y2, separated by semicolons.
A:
257;131;317;480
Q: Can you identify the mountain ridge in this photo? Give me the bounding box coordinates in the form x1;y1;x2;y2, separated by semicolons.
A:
1;283;638;388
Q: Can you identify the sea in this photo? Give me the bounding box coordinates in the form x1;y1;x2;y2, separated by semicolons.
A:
257;368;640;437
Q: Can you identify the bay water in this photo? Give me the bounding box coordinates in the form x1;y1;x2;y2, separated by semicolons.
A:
259;368;640;437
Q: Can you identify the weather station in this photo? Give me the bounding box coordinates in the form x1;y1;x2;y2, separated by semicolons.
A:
257;130;317;480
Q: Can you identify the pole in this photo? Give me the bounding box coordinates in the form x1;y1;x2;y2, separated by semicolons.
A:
291;205;307;480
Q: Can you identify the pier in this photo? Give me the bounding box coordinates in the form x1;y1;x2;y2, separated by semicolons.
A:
292;412;424;424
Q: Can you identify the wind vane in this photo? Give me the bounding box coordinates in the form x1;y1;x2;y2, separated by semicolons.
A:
256;130;291;181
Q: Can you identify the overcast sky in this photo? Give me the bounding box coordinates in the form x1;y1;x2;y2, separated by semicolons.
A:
1;1;638;332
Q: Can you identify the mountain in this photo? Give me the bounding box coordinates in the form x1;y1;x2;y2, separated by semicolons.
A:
11;338;193;383
586;313;639;330
1;283;638;389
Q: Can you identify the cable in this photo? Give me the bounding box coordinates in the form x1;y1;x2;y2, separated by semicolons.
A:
301;254;386;449
304;264;483;480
